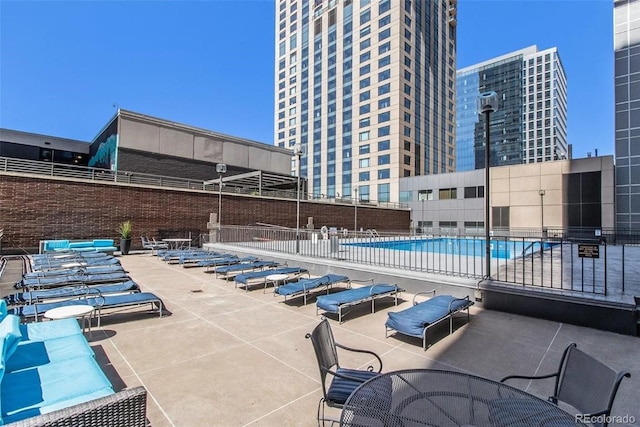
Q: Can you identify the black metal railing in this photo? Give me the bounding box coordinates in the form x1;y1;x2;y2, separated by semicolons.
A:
206;226;640;298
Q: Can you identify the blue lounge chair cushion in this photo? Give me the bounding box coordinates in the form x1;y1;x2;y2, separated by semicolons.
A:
68;242;94;249
275;274;349;296
12;280;139;304
385;295;473;337
216;261;280;274
316;285;398;314
6;334;94;373
19;271;129;288
17;292;161;318
326;368;379;404
234;267;308;285
92;239;115;248
0;300;6;322
0;315;23;363
19;318;82;342
43;240;70;252
1;356;114;423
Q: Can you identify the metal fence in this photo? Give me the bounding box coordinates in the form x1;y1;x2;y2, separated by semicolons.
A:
0;156;405;208
206;226;640;298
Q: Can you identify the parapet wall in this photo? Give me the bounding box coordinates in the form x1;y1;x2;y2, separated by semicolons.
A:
0;173;410;252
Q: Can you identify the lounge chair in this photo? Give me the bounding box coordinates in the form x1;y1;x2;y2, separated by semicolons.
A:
384;291;474;350
178;252;234;267
31;254;119;270
6;280;140;305
16;270;130;290
13;292;165;326
275;274;350;305
233;267;310;292
215;260;280;279
198;256;258;271
316;284;401;323
140;236;169;255
23;263;125;279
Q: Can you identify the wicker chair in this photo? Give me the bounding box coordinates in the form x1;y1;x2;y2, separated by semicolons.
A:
305;318;382;426
501;343;630;427
5;386;148;427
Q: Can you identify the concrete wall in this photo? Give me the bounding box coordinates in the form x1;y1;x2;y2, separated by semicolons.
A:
401;156;615;231
0;173;410;252
118;114;291;175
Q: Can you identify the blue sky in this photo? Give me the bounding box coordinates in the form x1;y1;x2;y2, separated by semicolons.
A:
1;0;613;158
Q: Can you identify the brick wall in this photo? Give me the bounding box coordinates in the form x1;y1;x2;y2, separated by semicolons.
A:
0;174;410;251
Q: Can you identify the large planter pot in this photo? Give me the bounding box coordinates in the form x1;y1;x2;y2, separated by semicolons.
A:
120;238;132;255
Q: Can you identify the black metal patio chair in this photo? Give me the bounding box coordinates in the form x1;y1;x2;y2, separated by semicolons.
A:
305;318;383;426
500;342;630;427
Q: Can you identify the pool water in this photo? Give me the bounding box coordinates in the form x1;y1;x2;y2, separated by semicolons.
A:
344;238;557;260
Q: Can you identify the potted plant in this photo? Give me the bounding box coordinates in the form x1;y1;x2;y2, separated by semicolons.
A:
117;220;132;255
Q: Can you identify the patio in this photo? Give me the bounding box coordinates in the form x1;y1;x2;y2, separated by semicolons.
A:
5;252;639;426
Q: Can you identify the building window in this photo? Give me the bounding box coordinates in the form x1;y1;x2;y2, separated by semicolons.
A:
359;158;370;167
378;42;391;54
378;169;390;179
358;131;370;141
418;189;433;201
378;126;390;137
378;83;391;95
379;28;391;41
378;183;390;202
379;14;391;28
378;140;390;151
359;171;370;181
359;117;370;127
439;188;457;200
359;144;370;154
378;69;391;81
378;111;390;122
359;64;370;75
378;154;390;165
378;55;391;67
492;206;510;228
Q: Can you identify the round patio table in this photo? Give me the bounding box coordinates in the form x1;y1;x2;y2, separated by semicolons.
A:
340;369;585;427
44;304;94;335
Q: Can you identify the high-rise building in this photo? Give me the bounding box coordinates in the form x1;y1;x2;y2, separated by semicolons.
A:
614;0;640;230
274;0;458;204
456;46;568;171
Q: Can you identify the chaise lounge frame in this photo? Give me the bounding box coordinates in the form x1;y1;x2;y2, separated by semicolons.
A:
316;282;400;324
385;290;473;350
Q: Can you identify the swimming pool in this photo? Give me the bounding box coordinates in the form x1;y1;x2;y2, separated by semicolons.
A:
344;237;557;260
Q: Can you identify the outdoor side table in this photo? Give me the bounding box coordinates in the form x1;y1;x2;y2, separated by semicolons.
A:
341;369;586;427
44;304;95;335
162;238;192;250
266;273;289;293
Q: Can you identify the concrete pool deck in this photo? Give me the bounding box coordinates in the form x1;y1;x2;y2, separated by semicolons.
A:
2;251;639;426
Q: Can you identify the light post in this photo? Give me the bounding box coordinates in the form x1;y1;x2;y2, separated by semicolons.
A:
353;186;359;235
539;189;546;235
216;163;227;241
293;144;303;254
478;91;498;280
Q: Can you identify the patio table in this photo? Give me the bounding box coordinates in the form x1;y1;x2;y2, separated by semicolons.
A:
162;238;192;250
340;369;585;427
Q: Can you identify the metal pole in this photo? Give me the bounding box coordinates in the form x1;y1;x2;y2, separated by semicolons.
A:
354;186;358;234
218;172;223;237
296;152;301;254
485;110;491;279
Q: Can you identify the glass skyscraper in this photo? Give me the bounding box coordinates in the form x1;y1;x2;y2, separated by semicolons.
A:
456;46;568;171
274;0;457;204
615;0;640;230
